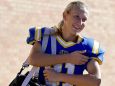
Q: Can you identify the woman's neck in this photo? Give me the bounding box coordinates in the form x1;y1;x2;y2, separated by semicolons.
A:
61;25;77;42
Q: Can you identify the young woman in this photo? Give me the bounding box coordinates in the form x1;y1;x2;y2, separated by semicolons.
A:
27;1;105;86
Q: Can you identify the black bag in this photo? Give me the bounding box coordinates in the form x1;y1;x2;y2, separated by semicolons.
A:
9;66;44;86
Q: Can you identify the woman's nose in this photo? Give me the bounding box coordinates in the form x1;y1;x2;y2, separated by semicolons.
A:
75;19;83;28
78;19;83;26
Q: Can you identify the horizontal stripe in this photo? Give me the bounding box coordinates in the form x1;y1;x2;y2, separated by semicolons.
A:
92;57;102;65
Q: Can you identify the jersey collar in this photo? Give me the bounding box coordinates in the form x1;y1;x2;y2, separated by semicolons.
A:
56;35;83;48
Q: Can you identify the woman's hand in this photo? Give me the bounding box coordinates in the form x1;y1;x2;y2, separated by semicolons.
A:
43;69;60;82
68;50;89;65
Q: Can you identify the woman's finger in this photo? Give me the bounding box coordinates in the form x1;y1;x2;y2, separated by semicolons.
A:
79;58;88;64
81;58;88;62
44;73;48;77
74;50;86;53
81;55;89;59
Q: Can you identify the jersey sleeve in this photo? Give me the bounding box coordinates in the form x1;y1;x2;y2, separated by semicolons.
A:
84;38;105;65
26;27;42;45
91;40;105;65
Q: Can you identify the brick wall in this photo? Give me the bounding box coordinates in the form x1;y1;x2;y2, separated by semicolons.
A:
0;0;115;86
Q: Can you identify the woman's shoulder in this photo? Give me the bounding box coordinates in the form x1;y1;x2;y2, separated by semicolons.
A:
82;36;100;53
28;26;56;35
83;37;95;46
26;26;57;45
83;36;105;54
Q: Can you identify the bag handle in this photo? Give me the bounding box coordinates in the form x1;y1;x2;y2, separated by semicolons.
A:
22;58;29;67
16;58;29;76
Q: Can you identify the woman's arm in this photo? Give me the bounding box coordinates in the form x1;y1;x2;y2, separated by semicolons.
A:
44;59;101;86
28;41;89;67
28;41;68;67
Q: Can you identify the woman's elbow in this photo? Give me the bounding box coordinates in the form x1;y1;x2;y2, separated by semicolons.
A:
95;78;101;86
28;55;39;67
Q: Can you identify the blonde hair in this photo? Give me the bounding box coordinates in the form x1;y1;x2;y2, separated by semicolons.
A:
64;1;88;14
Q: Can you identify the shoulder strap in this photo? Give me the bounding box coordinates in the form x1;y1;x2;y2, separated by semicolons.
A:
41;28;50;52
51;29;56;54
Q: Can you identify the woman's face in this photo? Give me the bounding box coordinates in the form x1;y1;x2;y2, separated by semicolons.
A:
64;7;88;34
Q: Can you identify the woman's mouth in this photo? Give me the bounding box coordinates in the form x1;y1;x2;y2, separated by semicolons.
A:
73;25;82;32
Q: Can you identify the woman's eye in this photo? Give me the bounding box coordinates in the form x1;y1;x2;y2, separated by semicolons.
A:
75;16;79;19
73;15;80;20
82;18;87;22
